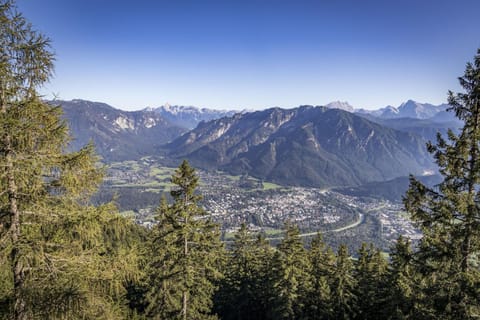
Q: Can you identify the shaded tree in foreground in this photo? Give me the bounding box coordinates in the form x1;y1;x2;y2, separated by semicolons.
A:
404;49;480;318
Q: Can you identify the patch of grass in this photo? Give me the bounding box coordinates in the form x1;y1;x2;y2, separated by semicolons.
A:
262;182;281;190
264;228;284;236
218;173;241;181
150;167;174;177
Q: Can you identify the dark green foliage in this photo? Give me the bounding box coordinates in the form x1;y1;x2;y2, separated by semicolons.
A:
214;224;275;320
386;236;416;319
2;1;480;317
270;222;312;319
330;244;356;320
354;243;389;319
146;161;224;319
404;49;480;319
306;233;335;319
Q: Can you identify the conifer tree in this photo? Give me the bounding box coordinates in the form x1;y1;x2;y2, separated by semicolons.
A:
306;232;335;319
404;48;480;318
354;243;388;319
250;231;276;320
270;222;312;320
214;223;268;320
386;236;416;319
330;244;356;320
0;1;140;319
147;160;224;320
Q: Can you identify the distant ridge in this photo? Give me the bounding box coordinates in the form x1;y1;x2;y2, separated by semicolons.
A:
56;99;186;161
354;100;453;121
150;104;240;129
55;98;451;188
165;105;433;188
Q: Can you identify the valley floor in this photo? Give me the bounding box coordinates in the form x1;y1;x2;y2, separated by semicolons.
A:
97;157;420;251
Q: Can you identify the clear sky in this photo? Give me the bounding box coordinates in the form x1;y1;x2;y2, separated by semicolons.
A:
15;0;480;111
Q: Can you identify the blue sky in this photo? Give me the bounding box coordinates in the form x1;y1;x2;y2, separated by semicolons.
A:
16;0;480;111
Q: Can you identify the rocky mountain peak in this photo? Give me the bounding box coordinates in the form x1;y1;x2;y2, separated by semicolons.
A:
325;101;355;112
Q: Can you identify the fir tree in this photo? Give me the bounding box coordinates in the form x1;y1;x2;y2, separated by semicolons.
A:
386;236;416;319
270;222;312;320
250;231;276;320
404;49;480;318
354;243;388;320
306;232;335;319
214;223;268;320
147;161;224;320
330;244;356;320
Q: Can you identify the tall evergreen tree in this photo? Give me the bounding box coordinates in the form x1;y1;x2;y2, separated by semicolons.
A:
330;244;356;320
250;230;276;320
0;2;142;318
306;232;335;320
147;160;224;320
354;243;388;320
404;49;480;318
270;222;312;320
0;4;55;317
386;236;416;319
214;223;270;320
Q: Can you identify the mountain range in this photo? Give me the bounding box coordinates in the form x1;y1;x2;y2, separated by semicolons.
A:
146;103;239;129
327;99;454;121
54;99;460;188
164;106;433;187
58;99;186;161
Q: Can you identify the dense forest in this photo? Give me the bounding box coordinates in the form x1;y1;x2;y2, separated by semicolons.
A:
1;1;479;319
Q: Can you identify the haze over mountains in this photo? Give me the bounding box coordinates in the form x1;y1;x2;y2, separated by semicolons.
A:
57;98;459;188
147;103;239;129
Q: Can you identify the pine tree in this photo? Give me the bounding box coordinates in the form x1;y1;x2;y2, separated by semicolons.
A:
147;161;224;320
386;236;416;319
354;243;388;320
306;232;335;319
330;244;356;320
214;223;269;320
404;49;480;318
250;230;276;320
270;222;312;320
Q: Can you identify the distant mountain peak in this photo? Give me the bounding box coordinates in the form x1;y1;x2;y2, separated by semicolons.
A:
356;100;451;121
325;101;355;112
153;105;238;129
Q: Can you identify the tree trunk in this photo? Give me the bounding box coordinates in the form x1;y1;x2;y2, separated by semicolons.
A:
4;130;27;319
2;96;26;319
182;290;188;320
183;214;188;320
